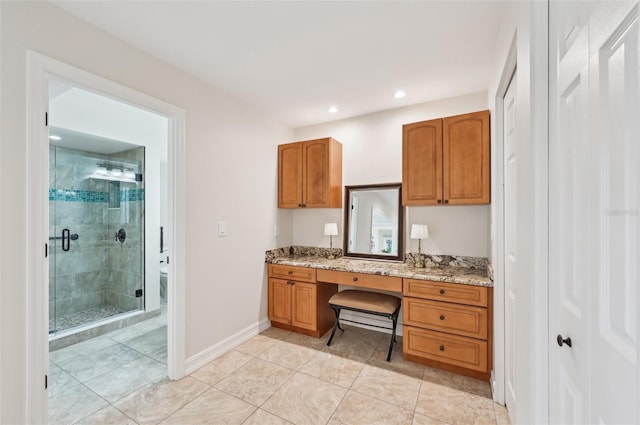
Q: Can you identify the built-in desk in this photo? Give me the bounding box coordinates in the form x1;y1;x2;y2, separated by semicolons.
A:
265;252;493;380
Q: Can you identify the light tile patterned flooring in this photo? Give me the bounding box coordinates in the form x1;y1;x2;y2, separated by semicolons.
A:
49;322;511;424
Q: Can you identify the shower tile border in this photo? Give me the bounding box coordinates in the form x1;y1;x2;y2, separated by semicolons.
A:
48;188;145;202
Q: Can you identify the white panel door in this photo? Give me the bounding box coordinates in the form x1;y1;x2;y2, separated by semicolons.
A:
549;1;639;423
503;72;517;416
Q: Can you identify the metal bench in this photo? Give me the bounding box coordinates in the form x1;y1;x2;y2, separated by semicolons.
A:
326;289;402;361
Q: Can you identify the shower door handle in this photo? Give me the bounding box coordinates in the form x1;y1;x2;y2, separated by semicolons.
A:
62;228;70;251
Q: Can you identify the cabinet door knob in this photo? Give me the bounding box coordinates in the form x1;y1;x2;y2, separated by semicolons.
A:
287;280;294;285
437;199;442;204
439;314;445;321
353;277;358;282
444;200;449;204
288;271;293;275
439;289;445;295
439;345;445;351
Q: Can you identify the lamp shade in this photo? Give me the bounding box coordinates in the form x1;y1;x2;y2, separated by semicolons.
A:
410;224;429;239
324;223;338;236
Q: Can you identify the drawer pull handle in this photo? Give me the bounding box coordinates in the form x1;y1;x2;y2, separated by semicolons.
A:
288;271;293;275
439;289;445;295
439;345;445;352
353;277;358;282
439;315;445;321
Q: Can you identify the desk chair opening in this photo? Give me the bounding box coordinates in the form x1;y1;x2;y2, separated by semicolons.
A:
326;290;402;361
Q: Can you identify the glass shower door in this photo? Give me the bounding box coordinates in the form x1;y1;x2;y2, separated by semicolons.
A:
48;142;145;336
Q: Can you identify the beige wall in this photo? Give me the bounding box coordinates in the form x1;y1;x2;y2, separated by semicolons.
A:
0;2;293;422
292;92;491;257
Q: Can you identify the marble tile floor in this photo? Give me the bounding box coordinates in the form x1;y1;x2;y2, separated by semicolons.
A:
49;323;511;425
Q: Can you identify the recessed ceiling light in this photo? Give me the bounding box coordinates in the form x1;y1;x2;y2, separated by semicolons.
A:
394;91;406;99
328;106;338;113
49;135;62;141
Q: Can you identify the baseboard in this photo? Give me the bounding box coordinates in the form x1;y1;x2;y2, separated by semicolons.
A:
184;317;271;375
491;369;497;402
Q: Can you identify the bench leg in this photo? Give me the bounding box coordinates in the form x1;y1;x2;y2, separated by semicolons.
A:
326;306;344;346
386;311;400;362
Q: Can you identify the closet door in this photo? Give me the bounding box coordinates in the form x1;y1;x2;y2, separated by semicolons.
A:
549;1;639;423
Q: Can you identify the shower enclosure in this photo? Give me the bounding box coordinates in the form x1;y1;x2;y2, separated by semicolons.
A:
49;142;145;335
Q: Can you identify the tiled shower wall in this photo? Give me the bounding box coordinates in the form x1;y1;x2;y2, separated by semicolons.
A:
107;146;145;312
49;145;144;329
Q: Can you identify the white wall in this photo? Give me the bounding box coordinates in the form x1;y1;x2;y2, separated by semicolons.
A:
487;1;548;423
293;92;490;258
0;2;293;422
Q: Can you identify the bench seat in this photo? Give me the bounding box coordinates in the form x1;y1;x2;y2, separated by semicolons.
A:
326;290;402;361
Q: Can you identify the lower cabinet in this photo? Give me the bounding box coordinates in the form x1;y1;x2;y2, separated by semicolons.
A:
403;279;493;381
267;264;337;337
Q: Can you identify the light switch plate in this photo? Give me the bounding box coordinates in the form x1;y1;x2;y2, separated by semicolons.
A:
218;221;227;237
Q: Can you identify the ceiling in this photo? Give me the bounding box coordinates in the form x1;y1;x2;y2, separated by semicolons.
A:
50;126;141;154
51;1;506;128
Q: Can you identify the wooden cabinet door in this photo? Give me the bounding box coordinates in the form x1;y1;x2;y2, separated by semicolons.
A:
291;282;317;331
402;119;443;205
443;110;490;204
303;139;331;208
278;142;303;208
268;278;292;325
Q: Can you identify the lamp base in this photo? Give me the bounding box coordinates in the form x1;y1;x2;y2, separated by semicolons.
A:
327;253;336;260
414;259;425;268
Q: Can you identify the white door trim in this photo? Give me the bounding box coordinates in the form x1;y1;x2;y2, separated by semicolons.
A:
25;51;187;424
491;31;517;406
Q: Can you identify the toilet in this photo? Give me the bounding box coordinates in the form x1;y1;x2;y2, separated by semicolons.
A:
160;264;168;302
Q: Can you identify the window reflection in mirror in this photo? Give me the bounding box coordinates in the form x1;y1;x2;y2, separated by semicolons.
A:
344;183;404;261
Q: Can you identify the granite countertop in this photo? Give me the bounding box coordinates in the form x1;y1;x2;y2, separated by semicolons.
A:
267;250;492;287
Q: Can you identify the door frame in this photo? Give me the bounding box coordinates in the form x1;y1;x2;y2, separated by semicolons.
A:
25;51;187;423
491;32;517;406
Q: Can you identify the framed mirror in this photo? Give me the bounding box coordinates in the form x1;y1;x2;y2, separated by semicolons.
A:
343;183;404;261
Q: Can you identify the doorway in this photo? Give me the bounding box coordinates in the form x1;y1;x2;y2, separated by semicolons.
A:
502;69;517;416
46;80;170;423
26;51;187;424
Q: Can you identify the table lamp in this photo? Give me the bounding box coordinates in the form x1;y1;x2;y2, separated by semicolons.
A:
324;223;338;259
410;224;429;268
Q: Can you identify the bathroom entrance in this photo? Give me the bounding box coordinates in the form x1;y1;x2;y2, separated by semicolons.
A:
25;52;186;423
46;79;172;422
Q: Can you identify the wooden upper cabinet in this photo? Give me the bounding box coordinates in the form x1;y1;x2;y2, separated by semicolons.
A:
443;111;490;204
278;137;342;208
402;118;443;205
402;110;490;206
278;143;303;208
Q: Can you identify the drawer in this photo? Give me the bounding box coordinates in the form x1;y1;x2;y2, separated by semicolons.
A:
403;279;488;307
403;298;487;339
403;326;488;372
317;269;402;292
269;264;316;283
